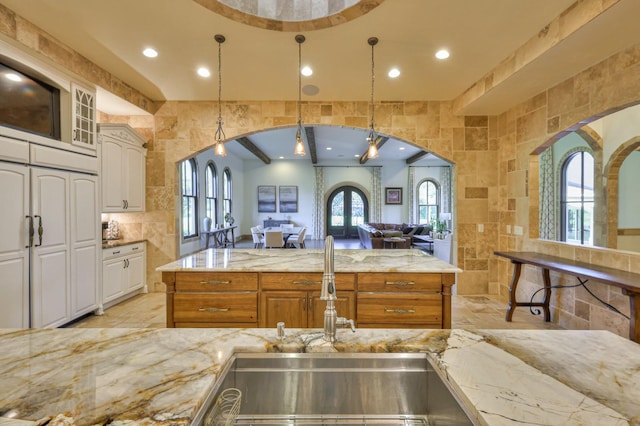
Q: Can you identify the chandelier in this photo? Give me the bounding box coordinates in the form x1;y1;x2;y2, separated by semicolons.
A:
294;34;306;156
367;36;379;159
214;34;227;157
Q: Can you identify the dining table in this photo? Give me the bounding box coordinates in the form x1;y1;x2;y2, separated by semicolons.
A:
262;226;303;246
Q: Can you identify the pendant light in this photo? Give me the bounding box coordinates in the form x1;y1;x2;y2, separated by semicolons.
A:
214;34;227;157
294;34;306;156
367;37;379;159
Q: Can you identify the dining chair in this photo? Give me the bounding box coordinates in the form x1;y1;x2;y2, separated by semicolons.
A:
250;226;264;248
264;230;284;248
286;226;307;249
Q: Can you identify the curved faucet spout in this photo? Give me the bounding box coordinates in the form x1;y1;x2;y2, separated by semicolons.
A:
321;235;336;301
320;235;355;342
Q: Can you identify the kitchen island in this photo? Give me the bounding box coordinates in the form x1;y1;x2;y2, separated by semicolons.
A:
158;248;462;329
0;327;637;425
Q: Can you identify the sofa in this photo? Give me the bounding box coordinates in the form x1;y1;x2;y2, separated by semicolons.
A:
357;223;432;249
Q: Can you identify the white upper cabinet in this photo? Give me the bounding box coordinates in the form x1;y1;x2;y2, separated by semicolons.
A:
98;124;147;212
71;83;97;150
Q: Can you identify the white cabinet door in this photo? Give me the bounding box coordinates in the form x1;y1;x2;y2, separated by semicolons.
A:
70;174;99;316
0;163;30;328
71;83;97;150
31;168;70;328
101;139;125;211
103;256;126;303
124;145;145;211
126;252;145;292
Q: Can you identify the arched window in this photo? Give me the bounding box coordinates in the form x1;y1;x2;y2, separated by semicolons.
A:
417;179;439;225
223;167;232;221
560;151;594;245
180;158;198;238
205;161;218;225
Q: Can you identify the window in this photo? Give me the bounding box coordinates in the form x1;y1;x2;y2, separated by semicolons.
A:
417;179;439;225
560;151;594;245
205;161;218;225
180;158;198;238
223;167;232;221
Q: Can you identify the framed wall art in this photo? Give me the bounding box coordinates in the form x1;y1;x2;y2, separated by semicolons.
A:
257;185;276;212
279;185;298;213
385;187;403;205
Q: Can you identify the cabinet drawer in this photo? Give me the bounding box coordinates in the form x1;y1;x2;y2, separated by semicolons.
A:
102;242;145;260
176;272;258;291
261;272;355;291
357;273;442;292
174;293;257;323
357;293;442;325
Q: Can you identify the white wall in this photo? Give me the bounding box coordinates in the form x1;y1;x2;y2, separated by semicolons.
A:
242;160;315;233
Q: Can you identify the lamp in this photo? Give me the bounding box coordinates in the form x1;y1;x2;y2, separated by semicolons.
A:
214;34;227;157
367;37;379;159
294;34;306;156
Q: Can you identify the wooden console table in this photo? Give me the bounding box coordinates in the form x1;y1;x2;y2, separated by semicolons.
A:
203;225;237;248
495;251;640;343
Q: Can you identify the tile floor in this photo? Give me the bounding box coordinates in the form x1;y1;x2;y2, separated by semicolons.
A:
70;237;563;330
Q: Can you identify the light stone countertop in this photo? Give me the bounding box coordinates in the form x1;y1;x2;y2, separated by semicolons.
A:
156;248;463;273
0;328;637;425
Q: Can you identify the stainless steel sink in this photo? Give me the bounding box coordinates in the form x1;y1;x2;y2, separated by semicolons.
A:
193;353;475;426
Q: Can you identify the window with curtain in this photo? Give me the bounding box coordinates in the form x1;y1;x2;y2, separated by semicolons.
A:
223;167;232;221
205;161;218;226
180;158;198;238
561;151;594;245
417;179;439;225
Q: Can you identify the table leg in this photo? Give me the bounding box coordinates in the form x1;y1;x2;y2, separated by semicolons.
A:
541;267;552;322
230;228;235;248
205;234;211;249
622;289;640;343
505;261;523;321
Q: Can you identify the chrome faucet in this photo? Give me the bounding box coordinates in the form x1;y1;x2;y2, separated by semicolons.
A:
320;235;355;342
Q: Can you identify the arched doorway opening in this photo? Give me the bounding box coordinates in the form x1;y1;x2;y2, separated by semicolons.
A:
326;186;368;239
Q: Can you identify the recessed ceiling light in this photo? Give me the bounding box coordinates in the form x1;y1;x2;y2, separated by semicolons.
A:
388;68;400;78
435;49;450;60
354;154;360;158
301;66;313;76
143;47;158;58
5;73;21;82
279;156;285;159
326;147;332;150
399;147;405;150
197;67;211;78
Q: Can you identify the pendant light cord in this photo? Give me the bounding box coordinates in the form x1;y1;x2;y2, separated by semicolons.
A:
298;38;302;127
215;34;226;142
370;39;375;130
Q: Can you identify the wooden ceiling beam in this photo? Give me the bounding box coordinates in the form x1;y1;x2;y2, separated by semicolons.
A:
304;126;318;164
405;150;429;164
236;136;271;164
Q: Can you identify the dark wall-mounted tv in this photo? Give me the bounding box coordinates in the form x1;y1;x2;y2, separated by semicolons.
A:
0;61;61;140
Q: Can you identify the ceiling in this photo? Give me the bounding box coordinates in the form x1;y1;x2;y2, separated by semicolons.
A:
2;0;640;164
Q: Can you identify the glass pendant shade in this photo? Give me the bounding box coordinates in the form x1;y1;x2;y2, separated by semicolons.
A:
215;138;226;157
294;126;306;156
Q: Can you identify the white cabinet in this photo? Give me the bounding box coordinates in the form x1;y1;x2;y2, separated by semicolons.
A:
433;233;452;264
102;242;147;307
0;144;100;328
71;83;97;150
98;124;146;212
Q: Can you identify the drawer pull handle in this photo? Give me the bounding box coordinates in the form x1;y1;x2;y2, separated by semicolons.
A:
385;281;416;286
292;280;321;285
199;280;231;285
198;307;230;312
384;308;416;314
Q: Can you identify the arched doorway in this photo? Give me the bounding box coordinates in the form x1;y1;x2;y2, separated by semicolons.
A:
327;186;368;239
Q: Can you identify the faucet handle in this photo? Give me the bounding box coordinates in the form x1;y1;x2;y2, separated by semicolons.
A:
276;321;285;339
337;317;356;333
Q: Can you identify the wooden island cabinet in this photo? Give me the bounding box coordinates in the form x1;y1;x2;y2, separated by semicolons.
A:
160;249;461;329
